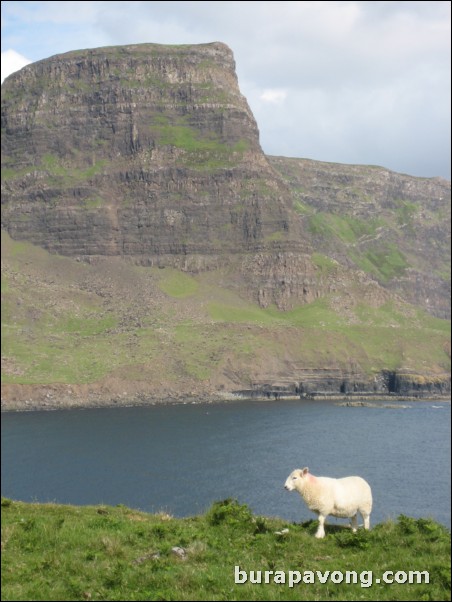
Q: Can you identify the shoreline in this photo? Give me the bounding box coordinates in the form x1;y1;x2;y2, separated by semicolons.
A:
2;389;450;413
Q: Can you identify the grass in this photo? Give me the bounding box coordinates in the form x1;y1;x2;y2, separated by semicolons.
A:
149;114;249;170
157;269;199;298
82;196;105;209
208;303;280;325
0;165;34;182
173;322;258;381
206;298;450;375
1;498;450;601
307;213;384;244
394;199;418;227
303;211;415;283
154;122;225;153
2;153;109;186
1;326;127;384
174;324;220;379
208;298;345;329
1;264;124;383
350;244;409;283
311;252;338;276
293;199;311;214
2;279;450;386
1;234;450;388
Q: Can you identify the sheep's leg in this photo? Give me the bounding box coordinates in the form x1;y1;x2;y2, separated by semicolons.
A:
350;514;358;532
315;515;326;538
361;512;371;530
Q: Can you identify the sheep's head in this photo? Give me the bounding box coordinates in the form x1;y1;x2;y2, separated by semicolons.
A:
284;467;309;491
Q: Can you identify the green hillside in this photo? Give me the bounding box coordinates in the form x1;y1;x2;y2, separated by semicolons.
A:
1;232;449;405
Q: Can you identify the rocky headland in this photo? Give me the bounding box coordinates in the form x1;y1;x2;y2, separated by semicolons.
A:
1;42;450;409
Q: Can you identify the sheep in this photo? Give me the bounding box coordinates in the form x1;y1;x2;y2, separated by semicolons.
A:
284;467;372;538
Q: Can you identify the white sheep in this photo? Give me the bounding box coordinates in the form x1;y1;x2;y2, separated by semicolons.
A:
284;467;372;538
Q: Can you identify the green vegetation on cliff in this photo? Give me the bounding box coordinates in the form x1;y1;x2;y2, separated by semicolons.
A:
270;155;451;317
1;498;450;601
1;233;449;395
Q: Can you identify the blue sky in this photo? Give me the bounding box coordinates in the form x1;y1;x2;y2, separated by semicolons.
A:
1;1;450;179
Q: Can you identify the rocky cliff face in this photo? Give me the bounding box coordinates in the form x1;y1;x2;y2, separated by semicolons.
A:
269;157;451;318
2;43;291;254
1;43;450;405
2;42;450;318
2;42;450;316
2;42;322;309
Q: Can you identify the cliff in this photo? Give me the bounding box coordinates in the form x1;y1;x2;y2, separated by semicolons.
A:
2;42;309;307
269;157;451;319
2;43;279;253
1;43;450;406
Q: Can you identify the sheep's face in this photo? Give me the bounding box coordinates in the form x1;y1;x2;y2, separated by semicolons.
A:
284;467;309;491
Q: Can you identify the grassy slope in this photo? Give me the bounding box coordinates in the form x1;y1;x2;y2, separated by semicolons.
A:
1;232;450;391
270;157;451;287
1;498;450;601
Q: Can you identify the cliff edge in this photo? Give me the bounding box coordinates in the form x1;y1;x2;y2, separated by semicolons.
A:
1;43;450;407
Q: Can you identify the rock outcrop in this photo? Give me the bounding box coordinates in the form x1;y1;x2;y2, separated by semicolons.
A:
1;42;450;406
269;157;451;318
1;42;321;309
1;52;281;241
2;42;450;316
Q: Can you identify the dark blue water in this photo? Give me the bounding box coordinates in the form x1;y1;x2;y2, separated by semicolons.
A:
1;399;450;527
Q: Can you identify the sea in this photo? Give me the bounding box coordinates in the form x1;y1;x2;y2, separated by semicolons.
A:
1;398;450;527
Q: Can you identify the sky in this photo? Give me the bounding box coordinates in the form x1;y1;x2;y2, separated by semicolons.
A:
1;1;450;179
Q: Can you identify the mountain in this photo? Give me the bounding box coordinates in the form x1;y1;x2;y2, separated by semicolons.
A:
1;42;450;408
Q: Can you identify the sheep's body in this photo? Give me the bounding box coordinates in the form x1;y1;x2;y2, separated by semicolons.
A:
284;467;372;538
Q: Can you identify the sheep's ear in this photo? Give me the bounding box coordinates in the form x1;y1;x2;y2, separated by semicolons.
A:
301;467;309;476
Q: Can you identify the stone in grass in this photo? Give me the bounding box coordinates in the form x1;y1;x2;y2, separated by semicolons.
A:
171;546;187;559
274;528;289;536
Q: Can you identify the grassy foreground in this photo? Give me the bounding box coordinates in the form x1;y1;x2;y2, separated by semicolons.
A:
1;498;450;601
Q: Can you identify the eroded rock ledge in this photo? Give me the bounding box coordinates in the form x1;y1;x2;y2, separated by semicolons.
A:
2;369;449;412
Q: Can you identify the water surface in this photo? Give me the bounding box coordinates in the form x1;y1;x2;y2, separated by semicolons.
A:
2;399;450;527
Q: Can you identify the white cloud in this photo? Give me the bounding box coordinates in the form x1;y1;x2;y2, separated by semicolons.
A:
260;89;287;105
1;49;31;83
